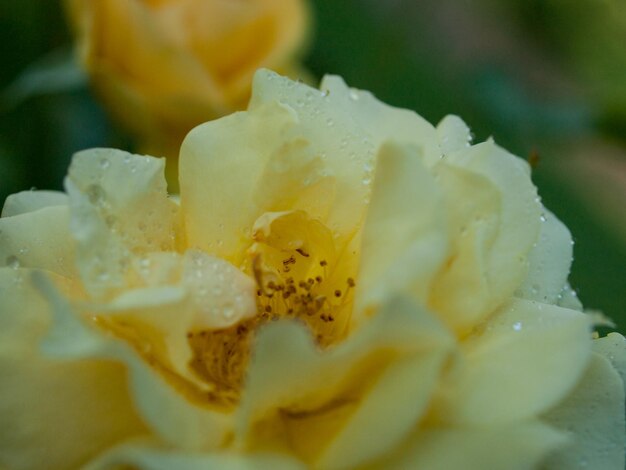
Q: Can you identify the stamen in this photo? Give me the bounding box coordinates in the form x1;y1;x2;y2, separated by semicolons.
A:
296;248;310;257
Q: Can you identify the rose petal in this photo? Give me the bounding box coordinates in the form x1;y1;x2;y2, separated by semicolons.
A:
378;421;565;470
238;295;452;468
357;141;447;317
83;440;306;470
34;272;232;451
248;70;382;241
0;206;77;278
434;298;591;424
516;209;574;305
543;349;625;469
1;190;68;218
436;114;473;155
65;148;181;298
429;141;541;333
593;332;626;383
319;75;441;166
0;269;146;470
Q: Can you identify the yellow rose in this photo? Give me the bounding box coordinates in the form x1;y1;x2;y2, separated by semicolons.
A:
65;0;310;161
1;70;625;469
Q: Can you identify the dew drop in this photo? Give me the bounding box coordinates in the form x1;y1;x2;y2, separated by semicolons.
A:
512;321;522;331
100;158;110;169
349;89;360;101
222;305;235;319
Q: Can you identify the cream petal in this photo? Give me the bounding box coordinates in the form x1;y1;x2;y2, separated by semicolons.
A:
436;115;473;155
319;74;441;166
434;298;591;424
238;295;452;468
0;206;77;278
65;148;181;298
0;357;147;470
182;250;257;330
373;421;565;470
0;269;146;470
180;101;300;264
34;272;233;451
429;140;541;333
248;70;380;239
543;349;625;469
98;284;200;388
1;190;68;217
516;209;574;305
84;440;306;470
556;283;584;311
0;268;51;355
593;332;626;383
357;142;447;318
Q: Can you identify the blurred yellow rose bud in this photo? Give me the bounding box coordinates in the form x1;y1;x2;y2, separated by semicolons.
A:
65;0;311;162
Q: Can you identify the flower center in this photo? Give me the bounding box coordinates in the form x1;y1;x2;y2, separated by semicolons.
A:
187;252;355;407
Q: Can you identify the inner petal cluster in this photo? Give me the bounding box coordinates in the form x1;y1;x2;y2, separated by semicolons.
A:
185;212;357;406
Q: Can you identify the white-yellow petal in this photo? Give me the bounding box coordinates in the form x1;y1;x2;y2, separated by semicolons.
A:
373;421;565;470
0;269;146;470
516;209;574;305
436;114;473;155
84;441;306;470
357;141;447;317
1;190;68;218
319;74;441;166
0;206;77;278
429;141;541;332
34;272;233;451
238;295;452;468
434;298;591;424
543;351;625;469
66;148;181;298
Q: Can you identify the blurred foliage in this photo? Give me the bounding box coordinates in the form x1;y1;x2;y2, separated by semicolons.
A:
0;0;624;323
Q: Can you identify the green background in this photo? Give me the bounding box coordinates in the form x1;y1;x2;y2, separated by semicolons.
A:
1;0;624;327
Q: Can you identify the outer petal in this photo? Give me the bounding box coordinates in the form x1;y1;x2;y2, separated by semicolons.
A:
1;190;68;217
429;141;541;333
318;75;441;166
65;148;181;298
181;69;378;264
34;272;233;451
542;348;625;470
436;115;473;156
0;206;77;278
372;422;565;470
434;298;591;424
0;269;146;470
237;295;453;469
84;440;305;470
516;209;574;305
357;141;447;317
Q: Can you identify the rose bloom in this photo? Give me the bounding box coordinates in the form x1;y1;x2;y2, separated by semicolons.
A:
65;0;310;159
1;70;625;470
